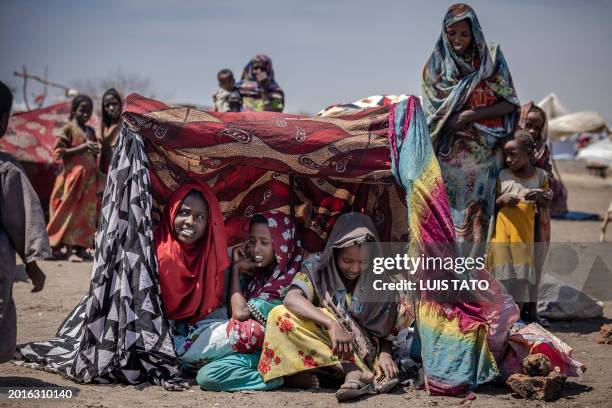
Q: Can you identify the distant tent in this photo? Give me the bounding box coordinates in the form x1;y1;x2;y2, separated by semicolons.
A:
537;93;569;120
576;139;612;166
547;111;611;140
537;93;611;140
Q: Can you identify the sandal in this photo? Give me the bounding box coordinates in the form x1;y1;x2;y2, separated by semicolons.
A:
375;375;399;394
335;379;373;402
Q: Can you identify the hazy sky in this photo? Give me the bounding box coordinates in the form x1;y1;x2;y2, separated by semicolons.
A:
2;0;611;119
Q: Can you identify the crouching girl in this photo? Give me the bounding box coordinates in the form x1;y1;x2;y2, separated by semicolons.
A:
258;213;399;402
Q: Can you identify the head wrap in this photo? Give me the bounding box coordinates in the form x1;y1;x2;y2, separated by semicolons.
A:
519;102;550;169
421;3;519;143
244;211;303;302
154;182;229;323
236;54;284;100
304;213;398;339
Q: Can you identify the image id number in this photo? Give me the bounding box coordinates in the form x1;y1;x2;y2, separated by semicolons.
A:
8;388;73;399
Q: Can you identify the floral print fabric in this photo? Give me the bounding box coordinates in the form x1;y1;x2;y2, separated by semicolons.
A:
244;211;303;302
421;3;520;249
258;305;368;382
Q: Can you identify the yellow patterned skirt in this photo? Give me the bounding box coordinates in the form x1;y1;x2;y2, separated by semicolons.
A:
258;305;369;382
487;201;537;301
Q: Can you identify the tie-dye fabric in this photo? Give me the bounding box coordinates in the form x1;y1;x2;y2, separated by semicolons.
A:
388;98;455;247
388;97;518;396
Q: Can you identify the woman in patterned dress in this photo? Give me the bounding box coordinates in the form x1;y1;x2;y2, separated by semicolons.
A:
47;94;100;262
421;3;520;257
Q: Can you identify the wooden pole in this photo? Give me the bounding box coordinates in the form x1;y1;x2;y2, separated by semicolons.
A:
39;65;49;108
21;65;31;111
13;70;72;92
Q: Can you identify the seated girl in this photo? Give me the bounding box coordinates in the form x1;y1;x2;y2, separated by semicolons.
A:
258;213;399;402
154;182;232;368
196;211;303;392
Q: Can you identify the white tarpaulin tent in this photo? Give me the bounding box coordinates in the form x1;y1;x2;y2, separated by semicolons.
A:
537;93;611;140
576;139;612;166
548;111;611;140
538;93;569;120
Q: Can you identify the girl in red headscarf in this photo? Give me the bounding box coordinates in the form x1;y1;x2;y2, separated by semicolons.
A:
154;182;232;368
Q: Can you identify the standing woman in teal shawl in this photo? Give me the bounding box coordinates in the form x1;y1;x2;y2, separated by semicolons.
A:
422;3;520;255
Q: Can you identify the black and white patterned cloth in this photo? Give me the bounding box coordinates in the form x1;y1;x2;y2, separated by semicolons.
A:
16;127;185;389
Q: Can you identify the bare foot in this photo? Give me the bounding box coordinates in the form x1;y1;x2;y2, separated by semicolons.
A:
50;247;67;260
75;248;93;261
68;253;83;263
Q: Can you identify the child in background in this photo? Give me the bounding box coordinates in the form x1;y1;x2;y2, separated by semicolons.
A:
213;69;242;112
47;95;100;262
520;102;567;215
98;88;123;176
0;80;49;363
487;130;552;324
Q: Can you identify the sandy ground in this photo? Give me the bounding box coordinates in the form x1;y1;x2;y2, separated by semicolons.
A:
1;161;612;407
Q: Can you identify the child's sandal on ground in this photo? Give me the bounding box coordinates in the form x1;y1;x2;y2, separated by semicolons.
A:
335;380;373;402
375;375;399;394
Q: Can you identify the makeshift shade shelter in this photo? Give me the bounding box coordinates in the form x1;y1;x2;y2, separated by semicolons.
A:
537;93;569;121
0;102;100;215
576;139;612;167
536;93;611;140
548;111;611;140
18;94;517;395
130;94;410;249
